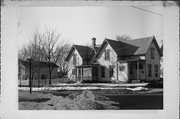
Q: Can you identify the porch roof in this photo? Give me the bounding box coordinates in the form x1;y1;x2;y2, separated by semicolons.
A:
118;58;145;63
75;64;99;68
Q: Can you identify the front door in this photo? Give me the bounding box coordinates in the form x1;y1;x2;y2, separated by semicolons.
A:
128;62;134;82
92;67;98;81
139;62;145;80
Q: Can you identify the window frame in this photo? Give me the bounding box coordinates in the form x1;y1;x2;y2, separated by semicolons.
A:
73;53;77;65
72;68;76;75
119;65;125;71
148;64;152;77
130;66;133;74
139;64;143;70
150;48;155;59
101;66;105;78
154;65;158;77
105;49;110;61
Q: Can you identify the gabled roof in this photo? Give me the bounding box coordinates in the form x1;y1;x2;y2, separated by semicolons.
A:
94;45;101;52
19;59;58;68
106;39;139;56
160;45;163;56
96;36;162;58
74;45;94;61
65;44;95;62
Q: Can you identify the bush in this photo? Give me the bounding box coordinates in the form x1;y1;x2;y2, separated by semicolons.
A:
81;80;112;83
67;79;76;84
147;80;163;88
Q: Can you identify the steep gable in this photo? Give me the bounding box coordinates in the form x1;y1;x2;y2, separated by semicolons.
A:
65;44;95;63
106;39;139;57
96;36;161;58
119;36;157;56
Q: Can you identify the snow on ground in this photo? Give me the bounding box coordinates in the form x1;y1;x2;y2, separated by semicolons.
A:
19;83;149;91
53;83;149;87
19;86;125;91
19;90;120;110
126;87;148;91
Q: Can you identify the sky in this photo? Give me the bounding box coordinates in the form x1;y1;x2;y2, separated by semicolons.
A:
18;6;163;50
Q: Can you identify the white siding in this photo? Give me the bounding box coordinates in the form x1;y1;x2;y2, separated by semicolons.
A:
67;49;83;81
145;42;160;81
116;62;129;82
97;43;118;82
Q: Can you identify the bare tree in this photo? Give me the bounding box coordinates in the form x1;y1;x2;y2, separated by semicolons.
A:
116;34;131;41
56;42;71;76
38;28;71;85
19;26;71;85
18;26;44;87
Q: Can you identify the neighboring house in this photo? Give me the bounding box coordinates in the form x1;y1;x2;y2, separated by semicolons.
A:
18;59;59;81
66;36;162;83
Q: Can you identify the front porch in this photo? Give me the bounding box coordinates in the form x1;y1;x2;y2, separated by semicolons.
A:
74;64;99;83
118;58;146;83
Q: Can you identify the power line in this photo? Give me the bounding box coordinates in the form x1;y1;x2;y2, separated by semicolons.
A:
131;6;163;16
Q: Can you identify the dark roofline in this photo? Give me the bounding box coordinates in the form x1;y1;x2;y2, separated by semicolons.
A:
95;38;108;59
96;36;162;58
65;44;98;62
19;59;58;68
160;45;163;56
145;36;162;57
65;44;75;62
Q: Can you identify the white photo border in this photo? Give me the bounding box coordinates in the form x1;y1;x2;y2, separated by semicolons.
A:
1;1;179;119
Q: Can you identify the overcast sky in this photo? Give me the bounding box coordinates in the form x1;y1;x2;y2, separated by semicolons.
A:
18;6;163;50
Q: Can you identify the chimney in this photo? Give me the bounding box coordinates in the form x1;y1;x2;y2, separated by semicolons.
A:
91;37;96;48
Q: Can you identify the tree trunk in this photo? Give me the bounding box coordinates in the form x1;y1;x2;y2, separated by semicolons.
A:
49;73;52;85
49;62;52;85
38;68;40;88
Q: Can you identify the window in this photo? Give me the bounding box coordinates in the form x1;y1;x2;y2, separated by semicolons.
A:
154;65;158;77
73;54;77;65
101;66;105;77
148;64;152;77
77;68;81;76
72;68;76;75
139;64;143;69
105;49;110;60
130;66;133;74
150;48;155;59
109;66;114;78
119;65;125;71
136;63;143;70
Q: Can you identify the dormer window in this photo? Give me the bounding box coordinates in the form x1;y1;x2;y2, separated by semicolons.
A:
150;48;155;59
105;49;110;60
73;54;77;65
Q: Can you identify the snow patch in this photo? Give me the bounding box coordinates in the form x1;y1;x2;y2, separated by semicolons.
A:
19;90;120;110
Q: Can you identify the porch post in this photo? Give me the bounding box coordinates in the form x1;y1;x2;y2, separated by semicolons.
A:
91;67;93;81
117;63;118;80
75;67;77;82
137;61;140;80
81;68;83;82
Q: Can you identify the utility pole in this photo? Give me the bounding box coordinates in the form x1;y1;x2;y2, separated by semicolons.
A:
27;58;32;93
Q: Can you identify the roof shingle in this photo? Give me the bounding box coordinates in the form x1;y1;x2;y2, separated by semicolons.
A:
106;36;159;56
